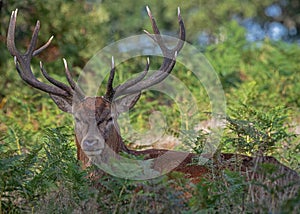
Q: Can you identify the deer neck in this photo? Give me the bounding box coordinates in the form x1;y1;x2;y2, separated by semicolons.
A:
75;135;90;168
105;127;130;154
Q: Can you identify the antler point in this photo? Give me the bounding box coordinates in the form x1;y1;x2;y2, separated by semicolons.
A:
63;58;68;68
178;7;181;16
111;56;115;68
11;9;18;20
13;56;17;65
147;57;150;65
14;8;18;16
146;6;152;17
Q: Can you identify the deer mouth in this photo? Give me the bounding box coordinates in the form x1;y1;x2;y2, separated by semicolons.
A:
84;149;103;156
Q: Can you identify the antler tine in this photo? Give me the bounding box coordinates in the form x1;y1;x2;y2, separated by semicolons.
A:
145;6;168;54
146;6;159;35
173;7;185;52
113;7;185;99
33;35;54;56
104;56;116;101
13;56;67;97
7;9;19;57
63;58;85;99
143;29;156;42
26;20;40;56
40;61;73;95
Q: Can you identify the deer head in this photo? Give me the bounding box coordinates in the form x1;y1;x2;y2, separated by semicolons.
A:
7;7;185;164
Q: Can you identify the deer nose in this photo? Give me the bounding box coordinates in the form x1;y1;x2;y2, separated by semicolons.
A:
84;139;98;146
83;139;99;149
82;139;104;156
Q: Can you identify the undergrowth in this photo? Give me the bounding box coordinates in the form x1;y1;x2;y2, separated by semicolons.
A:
1;3;299;212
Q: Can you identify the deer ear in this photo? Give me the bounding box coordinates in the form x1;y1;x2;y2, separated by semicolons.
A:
50;94;73;113
113;92;141;114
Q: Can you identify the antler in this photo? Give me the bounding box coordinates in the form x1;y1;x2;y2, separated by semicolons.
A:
104;6;185;101
7;9;84;103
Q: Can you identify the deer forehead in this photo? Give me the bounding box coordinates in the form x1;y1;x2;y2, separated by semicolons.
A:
73;97;112;120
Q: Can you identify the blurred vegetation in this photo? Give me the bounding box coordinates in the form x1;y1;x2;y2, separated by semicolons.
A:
0;0;299;213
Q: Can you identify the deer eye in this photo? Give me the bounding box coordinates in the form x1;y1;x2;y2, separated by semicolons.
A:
74;117;81;123
97;119;105;126
97;118;113;126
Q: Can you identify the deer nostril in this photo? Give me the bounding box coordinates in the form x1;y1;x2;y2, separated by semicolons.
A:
84;139;98;147
82;139;101;151
82;139;104;156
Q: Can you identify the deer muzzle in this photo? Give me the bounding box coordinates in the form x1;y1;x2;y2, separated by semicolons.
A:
81;137;105;156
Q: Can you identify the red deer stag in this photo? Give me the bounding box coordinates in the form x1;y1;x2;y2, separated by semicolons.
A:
7;7;299;184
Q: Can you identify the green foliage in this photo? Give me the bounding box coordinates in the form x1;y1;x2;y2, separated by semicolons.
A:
189;171;247;213
188;167;300;213
0;0;299;213
0;144;41;213
92;174;187;213
0;128;89;213
224;83;296;155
